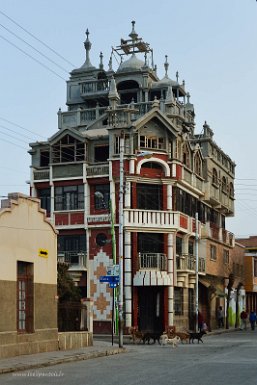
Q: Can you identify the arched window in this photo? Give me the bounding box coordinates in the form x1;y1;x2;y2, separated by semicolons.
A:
222;176;227;194
212;168;218;186
229;182;234;198
182;143;191;168
194;152;202;176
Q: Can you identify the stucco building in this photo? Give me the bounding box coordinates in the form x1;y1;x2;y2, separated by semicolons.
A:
0;193;58;358
29;22;237;333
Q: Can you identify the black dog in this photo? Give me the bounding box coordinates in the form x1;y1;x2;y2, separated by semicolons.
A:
189;330;206;344
143;332;162;345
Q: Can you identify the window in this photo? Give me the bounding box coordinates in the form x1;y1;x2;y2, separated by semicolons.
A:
38;188;51;214
17;262;34;333
182;143;190;168
212;168;218;186
140;135;165;150
94;145;109;162
229;183;234;198
40;150;50;167
55;185;84;210
52;135;85;163
210;245;217;261
222;177;227;194
174;287;183;315
194;152;202;176
137;183;162;210
137;233;164;254
254;259;257;277
223;249;229;264
176;237;182;255
94;185;110;210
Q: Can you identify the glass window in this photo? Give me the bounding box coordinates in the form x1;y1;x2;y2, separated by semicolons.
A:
137;183;162;210
210;245;217;261
55;185;84;211
94;185;110;210
17;262;34;333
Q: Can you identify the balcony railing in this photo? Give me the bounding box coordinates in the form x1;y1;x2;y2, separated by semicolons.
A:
176;254;206;273
86;164;109;177
34;169;50;180
57;251;87;267
80;79;109;96
138;253;167;271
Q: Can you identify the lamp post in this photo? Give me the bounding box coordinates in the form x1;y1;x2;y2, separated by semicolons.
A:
118;134;125;348
195;212;199;332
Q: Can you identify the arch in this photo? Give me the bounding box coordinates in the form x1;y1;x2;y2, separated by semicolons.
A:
136;157;170;177
194;152;202;177
229;182;234;198
182;143;191;168
212;168;218;186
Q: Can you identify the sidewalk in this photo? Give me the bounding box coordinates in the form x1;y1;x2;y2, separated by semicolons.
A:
0;341;126;375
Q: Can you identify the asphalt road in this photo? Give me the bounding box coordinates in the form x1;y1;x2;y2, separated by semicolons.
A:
1;330;257;385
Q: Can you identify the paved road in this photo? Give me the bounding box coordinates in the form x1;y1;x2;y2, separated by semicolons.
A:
1;330;257;385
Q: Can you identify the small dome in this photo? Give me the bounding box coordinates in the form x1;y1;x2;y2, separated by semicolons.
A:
153;75;178;89
117;54;144;73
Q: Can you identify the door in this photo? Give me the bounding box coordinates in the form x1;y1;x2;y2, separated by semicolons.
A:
138;287;164;333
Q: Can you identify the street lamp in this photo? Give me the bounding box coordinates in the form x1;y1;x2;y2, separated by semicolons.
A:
195;212;199;332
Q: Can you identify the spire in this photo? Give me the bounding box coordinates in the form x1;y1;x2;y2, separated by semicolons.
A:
108;76;120;109
99;52;104;70
166;85;175;103
129;20;138;42
176;71;179;83
81;29;95;69
164;55;169;77
108;55;113;72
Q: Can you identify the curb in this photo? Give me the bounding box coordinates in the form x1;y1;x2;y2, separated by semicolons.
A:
0;347;126;375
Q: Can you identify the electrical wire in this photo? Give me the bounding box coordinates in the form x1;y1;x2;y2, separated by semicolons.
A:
0;117;47;139
0;9;75;67
0;22;70;74
0;34;66;81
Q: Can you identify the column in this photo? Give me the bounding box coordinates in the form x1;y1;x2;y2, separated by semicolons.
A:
167;232;175;326
124;230;132;327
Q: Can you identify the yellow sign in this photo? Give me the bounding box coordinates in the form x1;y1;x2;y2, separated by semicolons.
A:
38;249;48;258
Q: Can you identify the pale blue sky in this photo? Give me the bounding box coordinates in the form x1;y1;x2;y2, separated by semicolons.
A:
0;0;256;237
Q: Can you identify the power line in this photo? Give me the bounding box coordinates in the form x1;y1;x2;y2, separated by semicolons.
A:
0;22;70;74
0;124;35;141
0;117;47;139
0;9;75;67
0;34;66;81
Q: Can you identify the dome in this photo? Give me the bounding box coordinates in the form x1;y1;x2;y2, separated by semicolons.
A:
117;54;145;73
152;75;178;89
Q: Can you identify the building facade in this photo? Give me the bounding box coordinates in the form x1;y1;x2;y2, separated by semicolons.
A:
0;193;58;358
29;22;236;333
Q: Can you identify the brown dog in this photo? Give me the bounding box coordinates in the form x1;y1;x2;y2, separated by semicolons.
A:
129;327;144;344
173;331;190;343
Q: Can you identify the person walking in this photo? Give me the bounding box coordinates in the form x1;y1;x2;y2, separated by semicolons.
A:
217;306;224;328
249;311;257;331
240;309;248;330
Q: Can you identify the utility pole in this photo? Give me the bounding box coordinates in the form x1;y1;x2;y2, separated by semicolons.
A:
195;212;199;332
118;133;124;348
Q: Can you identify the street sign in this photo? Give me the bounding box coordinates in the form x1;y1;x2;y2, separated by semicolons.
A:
109;282;118;288
38;249;48;258
107;264;120;276
99;275;120;285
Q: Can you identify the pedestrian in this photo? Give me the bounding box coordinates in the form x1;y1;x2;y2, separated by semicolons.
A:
217;306;224;328
240;309;248;330
249;311;257;331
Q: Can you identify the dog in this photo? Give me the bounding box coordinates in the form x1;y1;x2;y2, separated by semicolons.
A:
173;331;190;344
160;334;181;348
143;331;162;345
129;327;144;344
189;330;207;344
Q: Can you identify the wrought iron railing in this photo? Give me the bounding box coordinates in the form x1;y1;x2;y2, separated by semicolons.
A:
176;254;205;273
138;252;167;271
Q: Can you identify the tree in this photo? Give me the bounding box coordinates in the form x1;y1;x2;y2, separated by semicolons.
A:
57;262;81;303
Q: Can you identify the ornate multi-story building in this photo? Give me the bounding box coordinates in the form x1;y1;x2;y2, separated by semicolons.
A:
29;22;237;333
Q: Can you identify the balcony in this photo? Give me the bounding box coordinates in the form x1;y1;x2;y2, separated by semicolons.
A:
33;169;50;181
53;211;84;227
86;164;109;177
176;254;206;273
57;251;87;271
138;253;167;271
124;209;198;234
80;79;109;98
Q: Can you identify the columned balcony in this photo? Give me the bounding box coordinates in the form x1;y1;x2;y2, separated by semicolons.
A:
138;252;167;271
124;209;199;234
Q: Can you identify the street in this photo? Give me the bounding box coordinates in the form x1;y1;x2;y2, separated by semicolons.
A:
1;330;257;385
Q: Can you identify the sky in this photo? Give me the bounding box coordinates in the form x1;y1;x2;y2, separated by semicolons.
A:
0;0;257;238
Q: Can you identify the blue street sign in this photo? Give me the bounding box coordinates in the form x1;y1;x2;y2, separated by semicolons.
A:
109;283;118;288
100;275;119;283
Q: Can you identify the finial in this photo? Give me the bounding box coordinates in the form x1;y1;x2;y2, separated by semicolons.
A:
129;20;138;41
176;71;179;82
187;92;191;103
99;52;104;70
108;55;113;71
144;52;147;66
164;55;169;77
182;80;185;87
83;28;93;68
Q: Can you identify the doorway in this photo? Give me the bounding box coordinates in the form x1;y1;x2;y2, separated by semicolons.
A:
138;287;164;333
